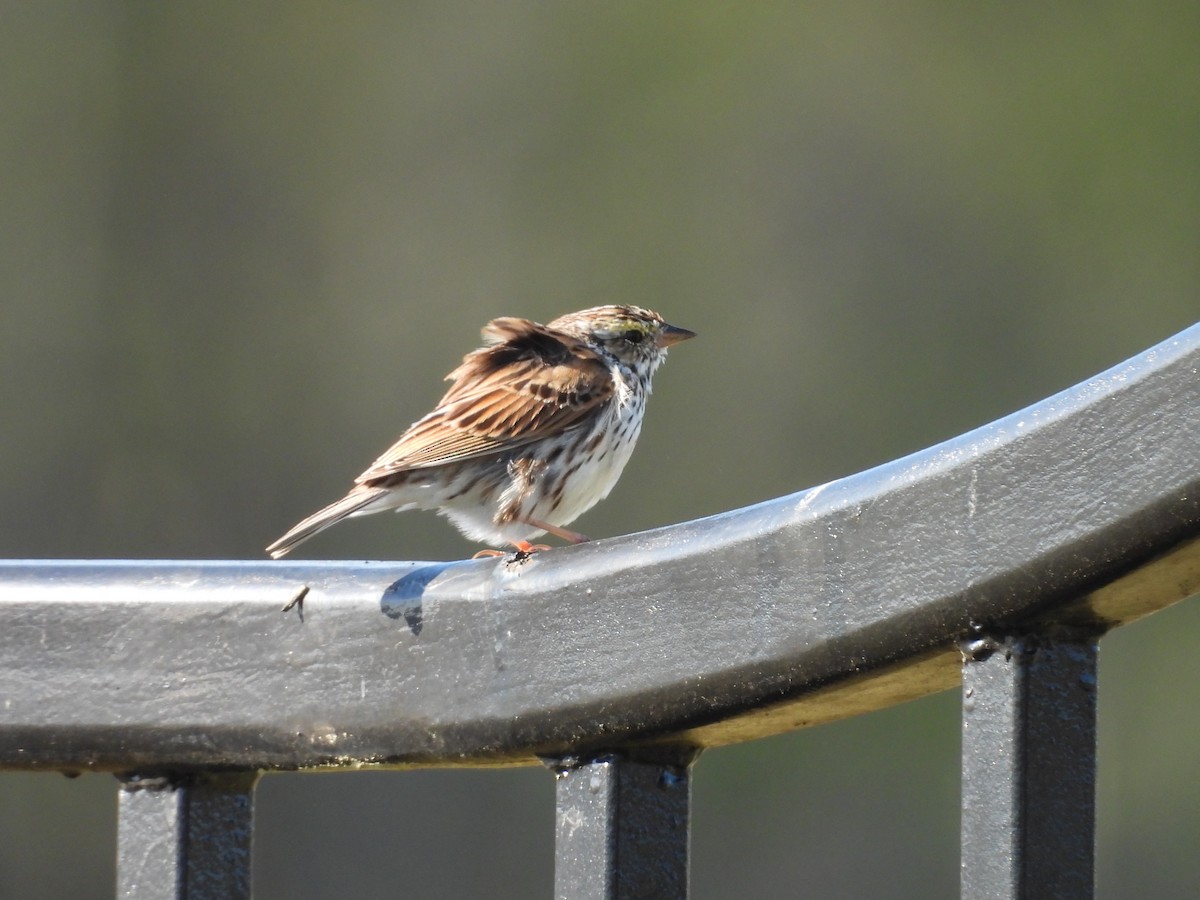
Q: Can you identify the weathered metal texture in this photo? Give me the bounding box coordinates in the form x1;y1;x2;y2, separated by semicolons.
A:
0;325;1197;771
552;749;695;900
960;635;1098;900
117;772;258;899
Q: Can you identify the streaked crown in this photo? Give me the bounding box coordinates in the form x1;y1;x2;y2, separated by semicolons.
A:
549;305;695;369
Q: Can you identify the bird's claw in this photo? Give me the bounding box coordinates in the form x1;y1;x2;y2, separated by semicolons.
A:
472;540;551;562
512;541;551;561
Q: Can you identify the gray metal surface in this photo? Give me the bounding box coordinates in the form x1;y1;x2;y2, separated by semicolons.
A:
553;751;694;900
0;324;1198;771
117;772;258;899
960;635;1098;899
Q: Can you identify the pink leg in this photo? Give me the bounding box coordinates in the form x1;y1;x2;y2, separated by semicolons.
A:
520;517;591;544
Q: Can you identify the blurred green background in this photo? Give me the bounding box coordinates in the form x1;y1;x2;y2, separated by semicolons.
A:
2;2;1198;897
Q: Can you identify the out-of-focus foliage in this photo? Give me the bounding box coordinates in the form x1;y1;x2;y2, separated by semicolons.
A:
0;3;1196;897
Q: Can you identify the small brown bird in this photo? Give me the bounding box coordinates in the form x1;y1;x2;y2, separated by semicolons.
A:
266;305;694;558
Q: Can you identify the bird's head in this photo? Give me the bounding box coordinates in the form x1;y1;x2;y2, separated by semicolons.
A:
550;305;695;371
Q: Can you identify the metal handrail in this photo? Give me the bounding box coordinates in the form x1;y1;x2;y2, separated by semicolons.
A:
2;326;1197;771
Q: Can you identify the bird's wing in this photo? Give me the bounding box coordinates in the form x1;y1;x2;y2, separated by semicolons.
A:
355;318;613;482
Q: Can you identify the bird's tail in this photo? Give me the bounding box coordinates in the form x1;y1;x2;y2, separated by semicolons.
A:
266;487;392;559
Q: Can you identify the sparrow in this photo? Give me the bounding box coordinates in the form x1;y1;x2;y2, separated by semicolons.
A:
267;305;694;558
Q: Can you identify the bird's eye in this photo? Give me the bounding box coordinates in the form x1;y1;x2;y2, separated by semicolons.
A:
623;330;645;344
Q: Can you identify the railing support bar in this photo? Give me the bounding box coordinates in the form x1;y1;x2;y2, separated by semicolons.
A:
551;748;697;900
961;632;1099;899
117;771;259;900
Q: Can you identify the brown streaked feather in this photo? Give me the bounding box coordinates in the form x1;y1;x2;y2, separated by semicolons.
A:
355;318;613;483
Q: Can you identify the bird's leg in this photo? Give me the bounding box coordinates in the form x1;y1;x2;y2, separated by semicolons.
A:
518;517;591;544
471;519;587;560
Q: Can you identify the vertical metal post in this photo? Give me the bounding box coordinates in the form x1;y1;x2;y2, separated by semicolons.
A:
552;748;696;900
117;771;259;900
960;633;1098;900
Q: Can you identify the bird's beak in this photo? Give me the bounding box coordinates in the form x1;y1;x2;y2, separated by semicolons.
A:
656;324;697;348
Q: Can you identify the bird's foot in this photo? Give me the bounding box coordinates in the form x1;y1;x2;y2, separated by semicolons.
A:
472;540;552;561
511;540;551;561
